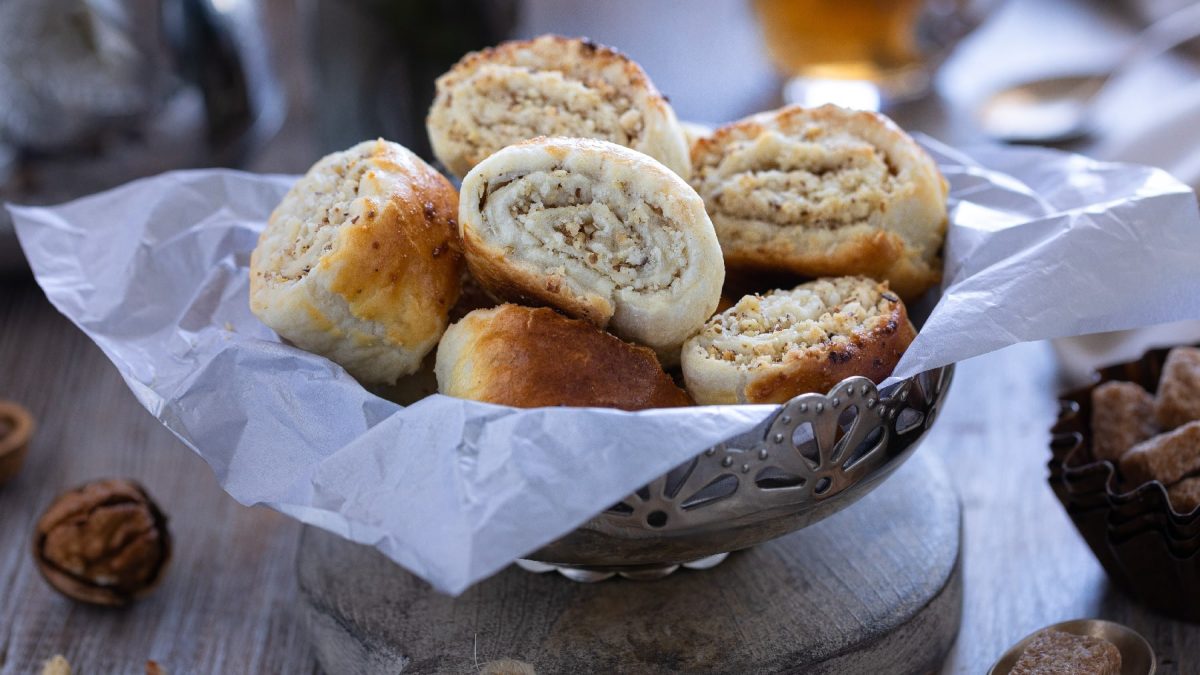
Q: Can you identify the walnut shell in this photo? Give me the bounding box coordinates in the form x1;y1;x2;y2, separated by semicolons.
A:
0;400;34;485
33;478;171;606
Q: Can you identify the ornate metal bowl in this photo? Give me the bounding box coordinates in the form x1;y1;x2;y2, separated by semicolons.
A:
523;364;954;579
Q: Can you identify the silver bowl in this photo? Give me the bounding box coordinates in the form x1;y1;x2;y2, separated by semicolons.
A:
524;364;954;576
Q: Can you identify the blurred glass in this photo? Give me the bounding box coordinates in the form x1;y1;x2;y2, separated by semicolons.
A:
309;0;518;160
0;0;283;274
751;0;991;110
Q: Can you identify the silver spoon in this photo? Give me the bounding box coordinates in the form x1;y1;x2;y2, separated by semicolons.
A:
988;618;1156;675
978;3;1200;144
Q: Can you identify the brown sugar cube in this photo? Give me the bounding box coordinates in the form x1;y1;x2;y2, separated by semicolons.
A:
1090;381;1157;462
1010;629;1121;675
1155;346;1200;430
1168;476;1200;514
1120;420;1200;486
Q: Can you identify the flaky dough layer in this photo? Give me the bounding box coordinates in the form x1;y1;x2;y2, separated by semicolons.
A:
427;35;690;179
458;136;724;365
682;276;915;404
436;304;692;409
250;139;462;384
691;104;948;300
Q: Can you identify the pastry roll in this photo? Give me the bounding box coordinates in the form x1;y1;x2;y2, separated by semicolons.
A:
427;35;690;179
250;139;462;385
436;304;693;410
458;136;725;364
682;276;916;404
690;104;948;300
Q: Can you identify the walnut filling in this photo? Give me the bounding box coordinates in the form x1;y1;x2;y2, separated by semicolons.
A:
264;146;376;284
481;169;685;293
446;65;644;159
696;277;897;367
695;127;897;229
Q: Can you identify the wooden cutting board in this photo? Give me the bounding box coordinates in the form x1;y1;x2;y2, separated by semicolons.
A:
296;450;962;674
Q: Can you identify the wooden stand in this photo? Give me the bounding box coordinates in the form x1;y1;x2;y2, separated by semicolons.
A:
296;451;962;674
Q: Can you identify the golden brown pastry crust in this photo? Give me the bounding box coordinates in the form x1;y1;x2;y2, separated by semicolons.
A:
744;315;916;404
435;304;692;410
321;166;461;340
691;104;948;300
682;277;915;405
250;139;462;384
427;35;690;179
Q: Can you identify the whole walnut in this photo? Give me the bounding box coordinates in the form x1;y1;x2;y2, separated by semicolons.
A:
33;479;171;606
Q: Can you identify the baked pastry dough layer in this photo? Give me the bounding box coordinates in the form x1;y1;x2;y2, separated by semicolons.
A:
691;104;948;299
436;304;692;409
458;136;724;365
682;276;915;404
427;35;690;179
250;139;462;384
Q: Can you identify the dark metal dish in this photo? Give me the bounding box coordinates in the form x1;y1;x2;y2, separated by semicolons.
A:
1050;343;1200;622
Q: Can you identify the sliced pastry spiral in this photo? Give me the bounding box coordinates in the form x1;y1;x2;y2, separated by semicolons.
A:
427;34;690;179
250;139;462;385
682;276;915;404
691;104;948;300
458;136;725;365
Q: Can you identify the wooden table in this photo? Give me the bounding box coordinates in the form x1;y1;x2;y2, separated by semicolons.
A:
0;280;319;674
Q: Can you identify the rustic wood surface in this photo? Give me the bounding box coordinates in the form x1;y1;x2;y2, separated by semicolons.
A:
297;450;962;675
0;280;319;674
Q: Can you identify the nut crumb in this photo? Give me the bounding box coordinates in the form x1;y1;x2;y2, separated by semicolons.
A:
41;655;71;675
480;659;536;675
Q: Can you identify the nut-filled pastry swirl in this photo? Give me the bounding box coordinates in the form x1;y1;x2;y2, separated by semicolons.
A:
691;104;948;299
250;139;462;385
459;136;725;364
682;276;915;404
427;35;690;179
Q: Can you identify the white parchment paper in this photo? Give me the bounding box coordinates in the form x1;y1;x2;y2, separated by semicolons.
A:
9;139;1200;594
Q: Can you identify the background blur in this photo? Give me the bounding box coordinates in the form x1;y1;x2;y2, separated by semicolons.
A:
2;0;1200;272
